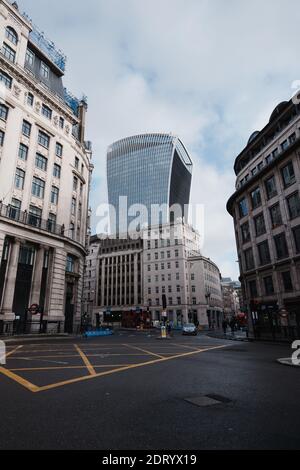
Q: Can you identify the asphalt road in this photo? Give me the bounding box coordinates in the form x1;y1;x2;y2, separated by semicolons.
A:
0;332;299;450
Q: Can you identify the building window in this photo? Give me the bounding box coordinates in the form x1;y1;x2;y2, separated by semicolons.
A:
0;103;8;121
292;225;300;253
269;203;282;228
27;92;34;106
38;130;50;149
15;168;25;190
32;177;45;198
71;197;76;215
263;276;274;295
258;240;271;266
22;120;31;137
254;213;266;237
5;27;18;45
19;245;35;265
241;221;251;243
0;70;12;88
274;233;289;259
238;197;248;218
40;62;50;79
265;175;277;200
287;192;300;219
0;130;4;147
42;104;52;120
48;213;56;232
2;42;16;62
9;198;21;220
28;205;42;227
35;153;48;171
66;255;76;273
248;280;257;298
281;140;289;152
244;248;255;271
289;132;296;144
53;163;61;179
51;186;59;205
281;161;296;188
177;297;182;305
282;271;293;292
55;142;63;157
59;117;64;129
73;176;78;191
18;143;28;161
25;49;35;66
251;187;262;209
266;154;272;165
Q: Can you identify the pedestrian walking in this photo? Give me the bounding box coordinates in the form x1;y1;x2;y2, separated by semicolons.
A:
230;317;236;334
222;319;228;335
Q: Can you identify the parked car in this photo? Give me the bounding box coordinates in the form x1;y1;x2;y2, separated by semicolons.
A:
182;323;198;336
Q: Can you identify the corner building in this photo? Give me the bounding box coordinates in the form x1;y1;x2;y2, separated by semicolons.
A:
0;0;93;333
227;99;300;340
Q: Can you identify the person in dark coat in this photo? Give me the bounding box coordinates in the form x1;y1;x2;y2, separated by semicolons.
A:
222;319;228;334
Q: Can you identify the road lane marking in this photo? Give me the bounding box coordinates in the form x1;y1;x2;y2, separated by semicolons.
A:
5;345;23;358
169;343;203;351
10;364;133;372
123;343;165;359
34;344;229;393
11;357;69;365
74;344;96;376
0;366;39;392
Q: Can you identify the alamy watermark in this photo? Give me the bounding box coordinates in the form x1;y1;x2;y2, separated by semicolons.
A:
94;198;205;244
291;340;300;366
0;340;6;365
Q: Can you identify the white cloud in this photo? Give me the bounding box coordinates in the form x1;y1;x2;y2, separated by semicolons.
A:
17;0;300;280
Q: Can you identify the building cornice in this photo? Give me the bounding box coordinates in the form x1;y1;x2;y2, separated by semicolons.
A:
227;136;300;216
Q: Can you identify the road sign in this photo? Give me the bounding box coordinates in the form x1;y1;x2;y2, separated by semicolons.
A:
29;304;39;315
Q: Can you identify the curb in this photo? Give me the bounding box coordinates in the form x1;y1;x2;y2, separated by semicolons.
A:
277;358;300;368
1;334;77;344
207;333;249;342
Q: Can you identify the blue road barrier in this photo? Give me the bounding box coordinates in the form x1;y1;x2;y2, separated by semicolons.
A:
84;329;113;338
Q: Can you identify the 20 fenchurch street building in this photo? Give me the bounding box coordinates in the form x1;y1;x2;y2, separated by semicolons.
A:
107;133;193;233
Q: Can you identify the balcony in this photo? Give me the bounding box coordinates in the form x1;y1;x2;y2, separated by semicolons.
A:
0;202;77;243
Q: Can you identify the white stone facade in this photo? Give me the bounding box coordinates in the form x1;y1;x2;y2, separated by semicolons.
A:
0;0;92;333
85;223;223;328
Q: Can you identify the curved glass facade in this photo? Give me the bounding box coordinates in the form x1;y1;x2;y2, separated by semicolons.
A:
107;133;193;234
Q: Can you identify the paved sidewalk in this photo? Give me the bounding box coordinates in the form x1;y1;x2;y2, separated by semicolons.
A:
207;330;249;342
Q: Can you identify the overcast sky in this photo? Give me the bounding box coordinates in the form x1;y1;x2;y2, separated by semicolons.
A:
18;0;300;280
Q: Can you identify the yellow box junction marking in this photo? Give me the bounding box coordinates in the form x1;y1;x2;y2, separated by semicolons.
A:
0;343;228;394
74;344;96;376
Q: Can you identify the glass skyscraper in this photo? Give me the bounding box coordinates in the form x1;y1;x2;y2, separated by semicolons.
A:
107;133;193;234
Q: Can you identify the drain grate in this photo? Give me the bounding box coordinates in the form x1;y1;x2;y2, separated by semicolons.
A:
205;394;232;404
184;394;232;407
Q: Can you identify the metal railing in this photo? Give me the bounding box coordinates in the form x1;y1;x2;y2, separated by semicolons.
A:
0;202;74;241
0;319;63;336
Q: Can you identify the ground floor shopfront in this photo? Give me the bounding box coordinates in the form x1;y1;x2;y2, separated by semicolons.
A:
249;298;300;341
0;219;85;335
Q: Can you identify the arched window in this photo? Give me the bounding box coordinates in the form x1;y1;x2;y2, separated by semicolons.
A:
5;26;18;45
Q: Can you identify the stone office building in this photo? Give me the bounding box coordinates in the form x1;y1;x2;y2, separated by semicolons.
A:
227;98;300;340
85;222;223;328
0;0;93;333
